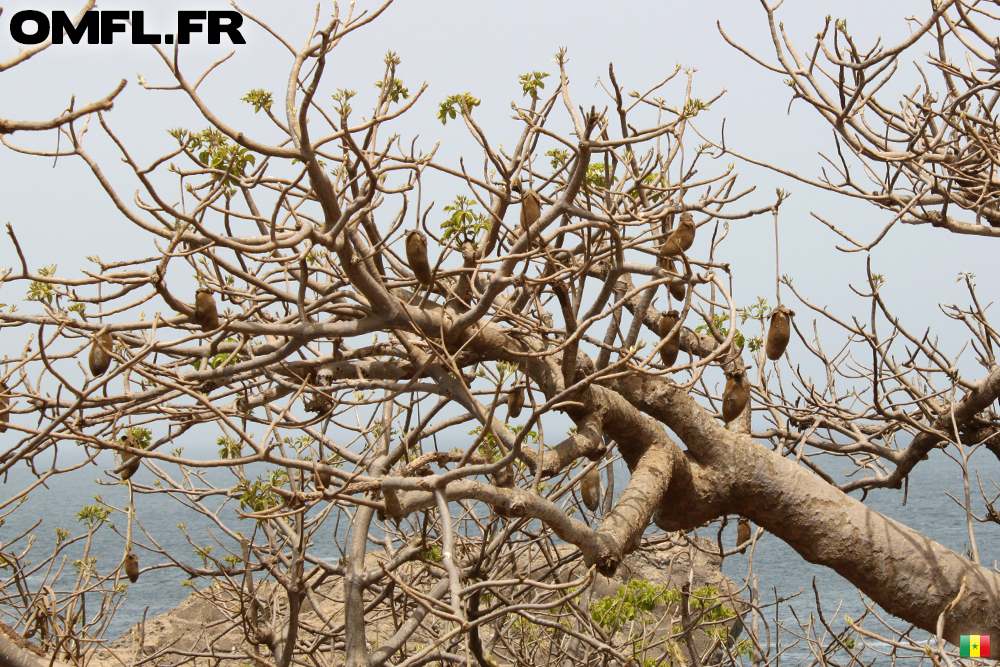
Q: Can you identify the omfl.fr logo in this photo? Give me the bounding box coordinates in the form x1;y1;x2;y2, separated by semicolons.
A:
960;634;991;658
7;10;245;46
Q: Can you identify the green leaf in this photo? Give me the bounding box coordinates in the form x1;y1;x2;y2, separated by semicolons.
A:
217;436;242;459
518;71;549;99
419;545;443;562
441;195;490;244
437;93;480;125
584;163;617;193
26;265;57;304
375;78;409;104
240;89;273;114
77;505;111;526
591;580;671;634
332;88;356;119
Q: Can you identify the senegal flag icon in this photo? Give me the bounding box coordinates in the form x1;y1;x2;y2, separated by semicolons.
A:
960;635;990;658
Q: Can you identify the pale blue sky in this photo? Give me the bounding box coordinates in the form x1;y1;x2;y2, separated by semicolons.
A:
0;0;992;375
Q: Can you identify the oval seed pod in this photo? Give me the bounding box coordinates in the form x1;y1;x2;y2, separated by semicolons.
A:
507;386;525;420
313;465;333;489
405;229;433;285
737;517;751;554
119;432;142;481
88;330;114;377
580;468;601;512
513;179;541;248
124;552;139;583
658;310;681;368
659;258;687;301
0;382;9;434
520;189;541;235
722;370;750;423
120;456;140;481
766;306;795;361
669;279;686;302
659;212;695;258
194;288;220;331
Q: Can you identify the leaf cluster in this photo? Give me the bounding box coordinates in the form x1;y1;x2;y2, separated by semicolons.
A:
695;313;744;351
438;92;480;125
591;579;674;634
236;469;288;513
441;195;489;244
375;78;409;104
174;128;257;187
26;265;57;304
518;71;549;99
240;88;273;114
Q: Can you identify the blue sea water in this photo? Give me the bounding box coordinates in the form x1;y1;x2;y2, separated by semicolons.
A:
718;445;1000;664
1;442;997;665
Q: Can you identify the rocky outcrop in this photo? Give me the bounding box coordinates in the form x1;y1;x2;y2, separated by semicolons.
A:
90;591;240;667
78;536;745;667
588;537;748;665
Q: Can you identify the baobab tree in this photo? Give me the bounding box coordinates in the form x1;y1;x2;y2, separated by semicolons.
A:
0;1;998;666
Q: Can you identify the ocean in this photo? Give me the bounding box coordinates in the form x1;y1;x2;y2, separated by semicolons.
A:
1;442;997;665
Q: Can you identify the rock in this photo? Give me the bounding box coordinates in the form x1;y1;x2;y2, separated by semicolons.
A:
591;536;733;598
90;589;243;667
587;536;747;666
84;536;743;667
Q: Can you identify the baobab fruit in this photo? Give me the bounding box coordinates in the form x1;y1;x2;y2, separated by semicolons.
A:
737;517;751;554
722;370;750;423
512;179;541;247
89;330;114;376
658;310;681;368
507;386;524;420
669;279;686;302
313;466;333;489
0;382;9;434
660;257;687;301
766;306;795;360
405;229;433;285
120;432;142;481
124;552;139;583
520;189;541;230
194;288;220;331
659;211;695;257
580;468;601;512
120;457;141;481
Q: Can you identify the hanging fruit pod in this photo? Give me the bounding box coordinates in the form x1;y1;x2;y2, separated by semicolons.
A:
119;432;143;481
124;552;140;583
507;386;525;420
659;257;687;301
722;370;750;423
658;310;681;368
580;468;601;511
737;517;751;554
89;330;114;376
194;288;220;331
766;306;795;361
0;382;10;434
405;229;433;285
659;211;695;258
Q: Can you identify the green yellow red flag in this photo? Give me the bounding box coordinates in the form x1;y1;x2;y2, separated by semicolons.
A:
960;635;991;658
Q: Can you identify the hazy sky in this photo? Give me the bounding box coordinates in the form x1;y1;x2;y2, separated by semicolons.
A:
0;0;993;378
